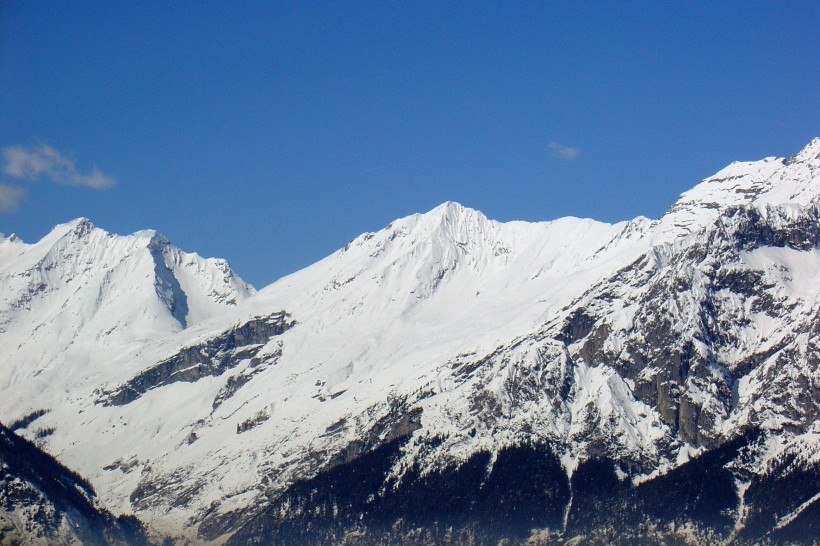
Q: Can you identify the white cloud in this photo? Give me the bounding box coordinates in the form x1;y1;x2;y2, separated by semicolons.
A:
0;184;27;212
548;141;581;160
2;144;116;189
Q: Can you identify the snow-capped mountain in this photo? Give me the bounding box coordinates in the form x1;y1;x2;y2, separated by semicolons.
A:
1;139;819;545
0;219;254;390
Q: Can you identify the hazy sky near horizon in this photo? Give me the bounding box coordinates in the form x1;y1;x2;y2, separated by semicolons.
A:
1;1;818;287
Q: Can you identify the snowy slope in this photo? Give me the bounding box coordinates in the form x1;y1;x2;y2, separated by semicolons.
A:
654;137;820;244
0;422;146;545
0;204;656;539
0;218;253;404
0;138;818;544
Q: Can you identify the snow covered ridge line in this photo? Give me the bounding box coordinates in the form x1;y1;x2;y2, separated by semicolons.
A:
0;138;819;545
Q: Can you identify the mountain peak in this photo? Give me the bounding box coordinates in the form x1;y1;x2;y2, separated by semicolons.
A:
431;200;467;213
411;201;497;251
0;217;255;379
423;200;477;223
787;136;820;165
66;216;93;227
654;138;820;243
57;217;96;237
377;201;493;245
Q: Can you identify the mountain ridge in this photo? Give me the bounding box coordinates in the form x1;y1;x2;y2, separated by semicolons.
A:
1;139;818;544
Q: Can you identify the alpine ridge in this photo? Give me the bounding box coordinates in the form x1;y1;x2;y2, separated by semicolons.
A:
1;139;819;545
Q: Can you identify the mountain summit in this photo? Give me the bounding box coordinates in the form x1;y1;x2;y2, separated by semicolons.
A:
1;139;819;545
0;219;254;389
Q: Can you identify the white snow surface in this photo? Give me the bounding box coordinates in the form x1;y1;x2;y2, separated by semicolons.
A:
654;136;820;244
0;139;818;540
0;219;254;392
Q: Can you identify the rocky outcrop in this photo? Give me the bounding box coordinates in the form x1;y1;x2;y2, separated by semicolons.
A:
555;201;820;448
99;312;295;406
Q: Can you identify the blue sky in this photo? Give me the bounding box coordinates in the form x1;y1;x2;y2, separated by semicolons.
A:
1;2;818;287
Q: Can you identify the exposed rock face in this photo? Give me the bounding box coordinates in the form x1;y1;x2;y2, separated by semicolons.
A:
560;201;820;449
99;312;295;406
